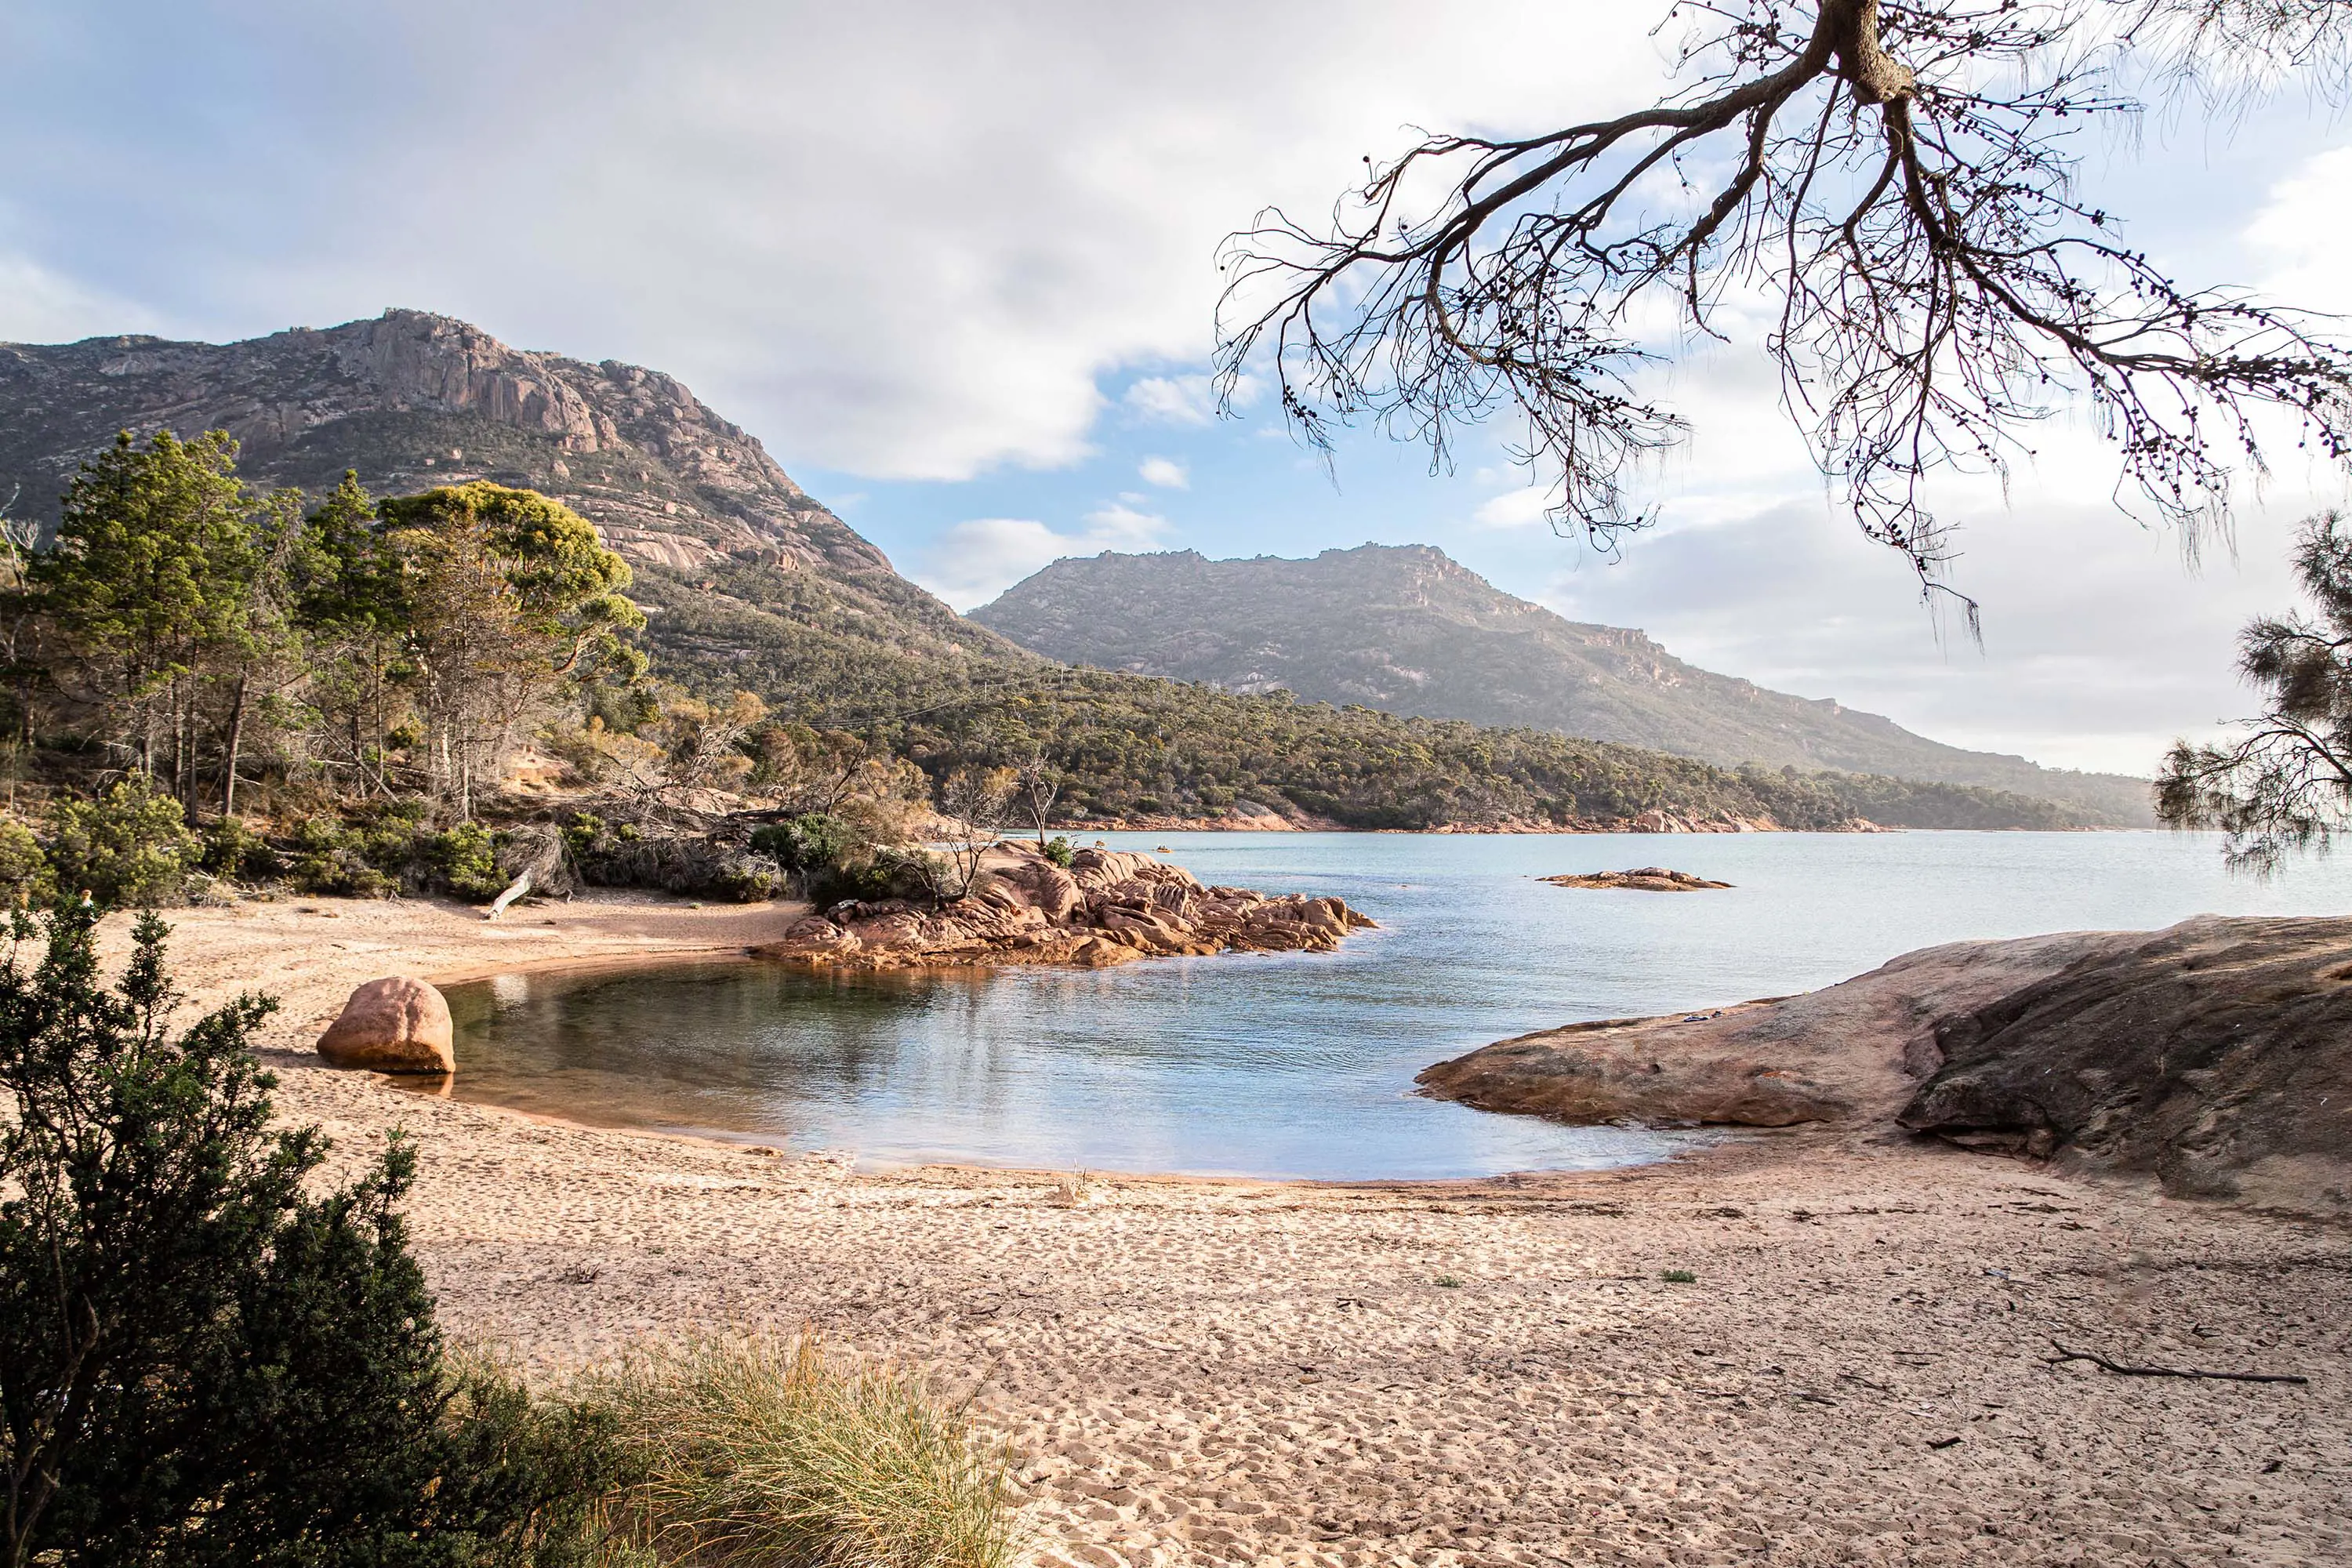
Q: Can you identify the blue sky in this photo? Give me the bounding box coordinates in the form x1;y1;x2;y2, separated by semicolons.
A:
5;2;2350;773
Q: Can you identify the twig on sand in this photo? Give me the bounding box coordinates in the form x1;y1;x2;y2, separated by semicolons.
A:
2045;1339;2310;1385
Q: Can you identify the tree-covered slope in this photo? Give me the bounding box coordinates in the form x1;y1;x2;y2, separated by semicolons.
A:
972;544;2154;824
0;313;2122;832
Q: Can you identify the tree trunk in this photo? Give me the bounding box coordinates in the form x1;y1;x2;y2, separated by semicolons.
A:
220;671;248;817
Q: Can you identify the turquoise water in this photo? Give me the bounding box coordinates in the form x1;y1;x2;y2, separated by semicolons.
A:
439;830;2352;1180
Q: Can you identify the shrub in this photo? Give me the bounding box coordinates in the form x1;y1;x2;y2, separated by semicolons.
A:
422;822;508;902
0;818;55;907
0;906;623;1564
199;816;280;881
45;775;201;906
749;812;860;874
590;1334;1017;1568
1040;835;1073;868
281;815;396;898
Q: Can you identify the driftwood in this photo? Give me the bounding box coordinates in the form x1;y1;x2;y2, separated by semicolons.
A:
485;869;533;920
2045;1339;2310;1385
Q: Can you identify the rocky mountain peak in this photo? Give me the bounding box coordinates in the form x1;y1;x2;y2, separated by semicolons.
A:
0;309;870;579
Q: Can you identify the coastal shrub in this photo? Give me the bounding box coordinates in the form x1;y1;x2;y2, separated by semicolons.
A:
748;811;858;874
1040;834;1073;868
281;814;398;898
588;1334;1018;1568
199;815;281;881
44;775;201;906
423;822;509;901
0;818;55;907
1661;1269;1698;1283
0;906;627;1564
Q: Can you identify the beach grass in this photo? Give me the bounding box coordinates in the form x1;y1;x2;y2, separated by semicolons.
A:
586;1333;1019;1568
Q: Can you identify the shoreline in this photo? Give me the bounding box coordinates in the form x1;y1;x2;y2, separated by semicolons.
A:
111;887;2352;1566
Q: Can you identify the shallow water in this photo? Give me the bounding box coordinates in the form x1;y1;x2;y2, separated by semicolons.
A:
440;830;2352;1180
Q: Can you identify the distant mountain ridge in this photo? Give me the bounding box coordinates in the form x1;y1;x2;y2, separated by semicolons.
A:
972;544;2154;824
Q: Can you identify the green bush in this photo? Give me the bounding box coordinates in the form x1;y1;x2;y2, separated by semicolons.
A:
421;822;508;902
1040;835;1073;868
0;818;55;908
748;812;859;873
589;1334;1016;1568
45;776;201;907
199;816;280;881
281;815;397;898
0;906;626;1564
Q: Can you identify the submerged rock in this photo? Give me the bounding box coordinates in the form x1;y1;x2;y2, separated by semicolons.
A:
1417;915;2352;1214
317;975;455;1074
1542;866;1733;891
760;841;1375;971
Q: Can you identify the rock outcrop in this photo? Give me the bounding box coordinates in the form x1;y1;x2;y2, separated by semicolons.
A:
1542;866;1733;891
1417;916;2352;1212
316;975;456;1074
760;842;1375;970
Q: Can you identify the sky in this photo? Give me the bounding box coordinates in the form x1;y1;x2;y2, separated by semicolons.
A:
5;2;2351;775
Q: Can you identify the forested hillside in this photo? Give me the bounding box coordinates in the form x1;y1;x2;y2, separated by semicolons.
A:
973;544;2154;823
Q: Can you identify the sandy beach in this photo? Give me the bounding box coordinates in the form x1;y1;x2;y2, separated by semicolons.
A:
128;892;2350;1567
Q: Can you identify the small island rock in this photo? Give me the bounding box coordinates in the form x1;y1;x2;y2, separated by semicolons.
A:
1542;866;1732;891
317;976;455;1074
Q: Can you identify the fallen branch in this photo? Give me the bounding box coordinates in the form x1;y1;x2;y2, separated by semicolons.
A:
2045;1339;2309;1385
485;869;532;921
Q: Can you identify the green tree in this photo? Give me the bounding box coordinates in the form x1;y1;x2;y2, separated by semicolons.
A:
289;473;419;799
2159;510;2352;873
0;906;620;1566
33;431;266;810
379;485;643;816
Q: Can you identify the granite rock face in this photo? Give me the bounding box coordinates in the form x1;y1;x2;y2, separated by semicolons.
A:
1418;915;2352;1212
317;975;456;1074
761;842;1374;970
0;310;886;578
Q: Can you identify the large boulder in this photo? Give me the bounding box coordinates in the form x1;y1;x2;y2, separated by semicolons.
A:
317;976;455;1074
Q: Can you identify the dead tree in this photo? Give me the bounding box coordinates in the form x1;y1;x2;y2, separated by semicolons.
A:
1217;0;2352;615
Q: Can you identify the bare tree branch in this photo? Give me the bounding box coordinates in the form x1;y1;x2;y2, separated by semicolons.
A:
1216;0;2352;606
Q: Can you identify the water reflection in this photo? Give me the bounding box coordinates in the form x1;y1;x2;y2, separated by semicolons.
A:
431;829;2352;1180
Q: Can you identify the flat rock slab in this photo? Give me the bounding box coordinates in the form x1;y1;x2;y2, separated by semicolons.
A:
1419;914;2352;1213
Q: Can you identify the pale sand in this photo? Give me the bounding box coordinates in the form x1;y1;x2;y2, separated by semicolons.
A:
119;893;2351;1567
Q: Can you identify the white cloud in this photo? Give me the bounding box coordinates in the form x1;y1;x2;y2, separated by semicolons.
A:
1123;376;1219;426
0;1;1658;480
0;250;160;345
1138;455;1189;489
1472;484;1556;529
916;500;1170;610
2246;144;2352;312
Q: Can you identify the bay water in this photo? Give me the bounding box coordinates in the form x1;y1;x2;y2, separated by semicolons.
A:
438;830;2352;1180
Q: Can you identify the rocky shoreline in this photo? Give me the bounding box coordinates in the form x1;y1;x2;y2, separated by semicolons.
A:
1417;914;2352;1214
760;840;1374;969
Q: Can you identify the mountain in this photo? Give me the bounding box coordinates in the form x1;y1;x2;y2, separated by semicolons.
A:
0;310;1017;701
971;544;2154;824
0;312;2129;833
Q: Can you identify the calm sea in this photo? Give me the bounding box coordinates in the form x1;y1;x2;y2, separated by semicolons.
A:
435;830;2352;1180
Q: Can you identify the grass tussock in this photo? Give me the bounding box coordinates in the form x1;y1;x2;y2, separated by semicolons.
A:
587;1334;1019;1568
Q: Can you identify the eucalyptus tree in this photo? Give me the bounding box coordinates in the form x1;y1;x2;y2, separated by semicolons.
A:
377;483;643;817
